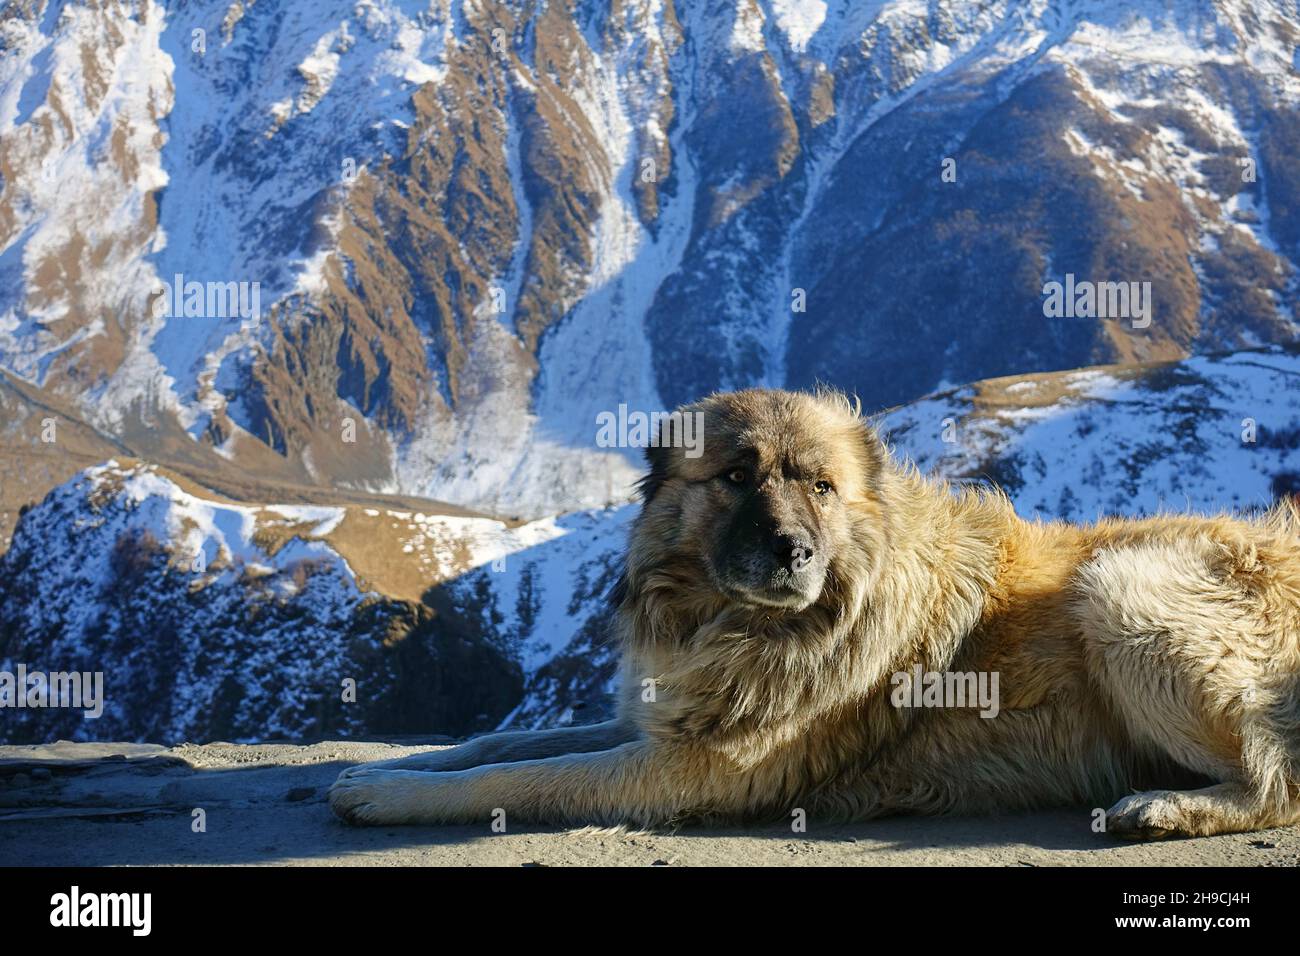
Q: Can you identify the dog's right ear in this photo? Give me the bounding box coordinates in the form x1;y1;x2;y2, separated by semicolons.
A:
636;442;670;503
608;570;630;610
637;407;692;502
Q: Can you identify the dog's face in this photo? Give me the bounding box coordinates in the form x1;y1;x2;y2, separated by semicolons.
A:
637;389;883;613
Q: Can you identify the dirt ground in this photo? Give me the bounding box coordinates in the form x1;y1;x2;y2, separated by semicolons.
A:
1;740;1297;867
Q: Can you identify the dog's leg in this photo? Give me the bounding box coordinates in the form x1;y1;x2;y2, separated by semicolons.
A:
329;741;746;827
1077;539;1300;839
341;719;638;775
1107;782;1300;839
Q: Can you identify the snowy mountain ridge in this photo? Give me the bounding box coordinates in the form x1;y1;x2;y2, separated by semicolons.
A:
3;345;1296;742
3;0;1299;519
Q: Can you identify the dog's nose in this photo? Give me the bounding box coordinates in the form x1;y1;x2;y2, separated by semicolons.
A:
772;534;814;572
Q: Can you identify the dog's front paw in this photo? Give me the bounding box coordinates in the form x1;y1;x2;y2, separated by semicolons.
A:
1105;790;1185;840
329;768;419;826
335;763;374;781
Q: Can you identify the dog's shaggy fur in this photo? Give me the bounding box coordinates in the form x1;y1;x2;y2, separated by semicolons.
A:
330;389;1300;838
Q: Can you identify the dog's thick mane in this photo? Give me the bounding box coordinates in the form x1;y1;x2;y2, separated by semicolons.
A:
615;414;1015;767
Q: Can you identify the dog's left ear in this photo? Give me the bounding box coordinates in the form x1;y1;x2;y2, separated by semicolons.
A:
854;419;890;491
818;387;886;483
859;418;887;473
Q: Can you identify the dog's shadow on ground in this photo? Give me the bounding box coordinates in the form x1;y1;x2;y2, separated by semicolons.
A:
1;747;1147;865
715;810;1115;857
5;749;1268;868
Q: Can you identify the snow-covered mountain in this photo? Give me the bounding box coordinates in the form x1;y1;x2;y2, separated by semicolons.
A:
3;346;1296;744
3;0;1298;519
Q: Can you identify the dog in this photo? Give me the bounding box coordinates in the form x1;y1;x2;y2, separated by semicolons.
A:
330;388;1300;838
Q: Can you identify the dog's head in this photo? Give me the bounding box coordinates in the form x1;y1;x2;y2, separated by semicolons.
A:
632;389;886;614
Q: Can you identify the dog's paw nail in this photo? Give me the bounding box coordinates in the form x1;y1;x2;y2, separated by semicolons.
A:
1105;791;1184;840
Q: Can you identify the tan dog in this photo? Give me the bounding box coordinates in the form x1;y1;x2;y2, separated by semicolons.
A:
330;388;1300;838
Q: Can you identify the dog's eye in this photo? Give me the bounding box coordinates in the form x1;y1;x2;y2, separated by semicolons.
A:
725;469;748;486
814;480;833;496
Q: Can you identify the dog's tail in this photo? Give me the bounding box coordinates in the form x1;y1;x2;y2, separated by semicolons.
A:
1263;495;1300;537
1261;495;1300;803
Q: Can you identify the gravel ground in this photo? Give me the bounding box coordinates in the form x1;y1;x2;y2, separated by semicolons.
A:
1;741;1297;867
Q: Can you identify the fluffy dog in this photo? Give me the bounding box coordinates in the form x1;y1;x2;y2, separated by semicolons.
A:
331;388;1300;839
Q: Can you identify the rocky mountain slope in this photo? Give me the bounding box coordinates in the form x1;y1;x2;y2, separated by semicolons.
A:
2;345;1296;744
2;0;1299;519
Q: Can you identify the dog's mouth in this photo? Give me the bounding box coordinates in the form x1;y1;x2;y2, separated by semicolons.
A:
706;548;829;612
714;576;822;612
